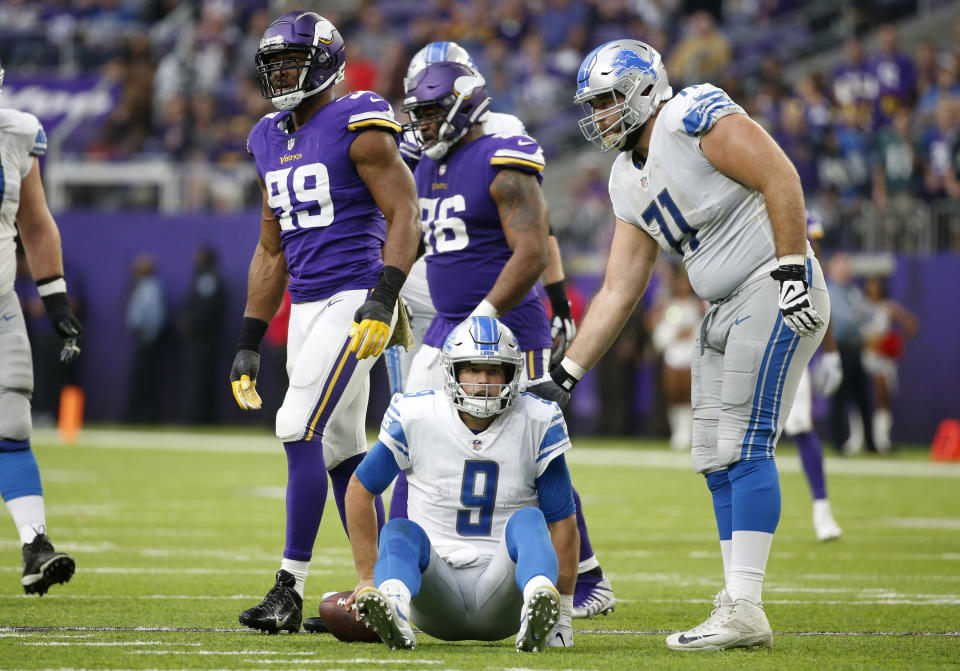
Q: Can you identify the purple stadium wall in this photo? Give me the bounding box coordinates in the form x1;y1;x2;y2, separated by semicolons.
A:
50;211;959;444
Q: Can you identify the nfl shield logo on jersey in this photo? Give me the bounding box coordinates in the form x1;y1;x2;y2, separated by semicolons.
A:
640;175;649;190
471;439;482;451
287;138;295;150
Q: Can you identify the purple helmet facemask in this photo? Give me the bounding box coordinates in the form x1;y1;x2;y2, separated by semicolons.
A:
255;11;345;111
402;62;491;160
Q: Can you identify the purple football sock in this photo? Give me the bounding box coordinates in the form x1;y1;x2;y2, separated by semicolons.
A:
330;453;385;535
572;487;595;565
389;471;408;521
282;439;327;561
795;430;828;500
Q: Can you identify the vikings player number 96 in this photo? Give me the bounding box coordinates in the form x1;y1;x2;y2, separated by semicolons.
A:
264;162;335;230
420;194;469;255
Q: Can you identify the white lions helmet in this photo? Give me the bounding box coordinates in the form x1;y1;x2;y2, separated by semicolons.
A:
574;39;672;152
404;41;477;94
441;317;523;419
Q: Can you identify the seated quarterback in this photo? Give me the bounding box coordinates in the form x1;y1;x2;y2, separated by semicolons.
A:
342;316;579;651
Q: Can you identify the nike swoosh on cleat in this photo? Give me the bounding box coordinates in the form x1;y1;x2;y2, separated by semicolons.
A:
677;633;718;644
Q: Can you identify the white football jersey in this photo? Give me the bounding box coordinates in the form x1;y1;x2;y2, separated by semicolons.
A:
608;84;811;303
378;390;570;565
0;109;47;294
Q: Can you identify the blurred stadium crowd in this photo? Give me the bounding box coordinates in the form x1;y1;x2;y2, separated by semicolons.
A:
1;0;959;253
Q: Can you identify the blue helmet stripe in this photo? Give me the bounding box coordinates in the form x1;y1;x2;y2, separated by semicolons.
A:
471;316;498;353
576;43;607;96
440;41;449;60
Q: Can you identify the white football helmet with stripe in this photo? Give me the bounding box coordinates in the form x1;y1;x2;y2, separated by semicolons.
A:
441;317;523;418
574;39;672;151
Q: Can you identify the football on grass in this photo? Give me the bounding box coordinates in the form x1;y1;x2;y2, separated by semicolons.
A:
317;591;380;643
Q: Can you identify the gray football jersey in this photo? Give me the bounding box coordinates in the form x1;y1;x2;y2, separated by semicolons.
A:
0;109;47;294
608;83;811;303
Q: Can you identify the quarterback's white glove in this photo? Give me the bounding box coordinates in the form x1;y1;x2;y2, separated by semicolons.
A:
770;258;825;336
812;350;843;396
547;594;574;648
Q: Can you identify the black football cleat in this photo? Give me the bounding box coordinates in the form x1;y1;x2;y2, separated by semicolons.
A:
239;569;303;633
22;533;75;596
303;616;329;633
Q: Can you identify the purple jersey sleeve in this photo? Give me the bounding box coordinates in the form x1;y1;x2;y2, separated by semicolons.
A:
487;134;545;184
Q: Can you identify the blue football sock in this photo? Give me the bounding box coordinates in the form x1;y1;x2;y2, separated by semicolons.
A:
374;518;430;597
0;447;43;502
728;459;781;534
705;469;732;541
505;507;558;591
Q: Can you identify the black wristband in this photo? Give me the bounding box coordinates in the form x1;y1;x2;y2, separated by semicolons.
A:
369;265;407;310
543;280;570;318
549;362;580;392
770;264;805;281
236;317;269;353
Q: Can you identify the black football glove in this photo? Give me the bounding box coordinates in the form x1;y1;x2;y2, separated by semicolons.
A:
40;292;82;363
524;375;571;409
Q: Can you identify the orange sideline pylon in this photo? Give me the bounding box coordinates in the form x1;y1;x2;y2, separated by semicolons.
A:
58;385;85;444
930;419;960;462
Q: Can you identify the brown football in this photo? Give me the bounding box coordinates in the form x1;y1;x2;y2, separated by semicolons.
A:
317;591;381;643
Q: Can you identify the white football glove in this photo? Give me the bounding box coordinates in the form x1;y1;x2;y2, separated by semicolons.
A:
812;350;843;396
770;261;825;336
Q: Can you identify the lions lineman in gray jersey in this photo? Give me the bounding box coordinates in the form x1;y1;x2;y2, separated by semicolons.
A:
527;40;828;651
0;60;82;594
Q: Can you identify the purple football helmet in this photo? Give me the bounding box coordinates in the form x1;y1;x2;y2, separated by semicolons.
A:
255;11;345;111
402;61;490;159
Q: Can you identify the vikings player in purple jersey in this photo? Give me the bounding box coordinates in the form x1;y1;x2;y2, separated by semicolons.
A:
229;12;420;634
394;61;615;620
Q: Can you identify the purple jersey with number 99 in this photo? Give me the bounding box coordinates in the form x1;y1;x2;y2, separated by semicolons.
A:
246;92;401;303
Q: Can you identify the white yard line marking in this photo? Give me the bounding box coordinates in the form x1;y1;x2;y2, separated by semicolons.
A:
23;640;201;647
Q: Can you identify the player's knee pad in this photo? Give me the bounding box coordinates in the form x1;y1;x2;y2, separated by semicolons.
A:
0;390;32;443
275;402;307;443
0;328;33;392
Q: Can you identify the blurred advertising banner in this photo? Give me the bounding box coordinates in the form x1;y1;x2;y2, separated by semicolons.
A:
0;73;119;142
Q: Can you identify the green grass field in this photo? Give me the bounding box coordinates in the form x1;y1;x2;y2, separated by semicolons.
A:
1;427;958;670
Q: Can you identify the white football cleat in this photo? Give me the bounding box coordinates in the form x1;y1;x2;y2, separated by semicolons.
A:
356;586;415;650
516;584;561;652
573;572;615;619
665;592;772;651
813;499;842;542
546;619;574;648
